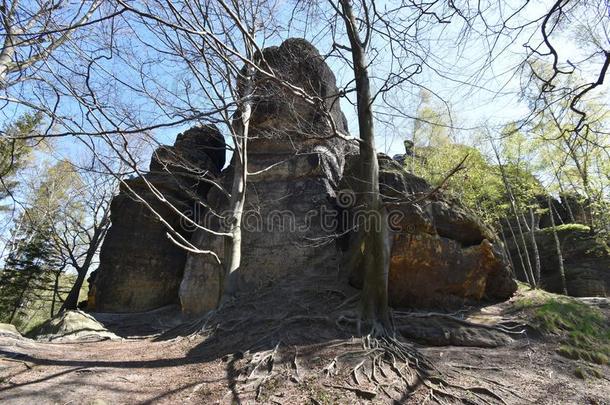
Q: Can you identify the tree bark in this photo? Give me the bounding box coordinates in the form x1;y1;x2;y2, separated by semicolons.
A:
548;195;568;295
222;69;251;301
339;0;390;332
528;207;542;286
50;271;61;317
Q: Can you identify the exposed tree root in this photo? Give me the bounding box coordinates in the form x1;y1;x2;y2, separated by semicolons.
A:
170;274;523;403
394;310;527;336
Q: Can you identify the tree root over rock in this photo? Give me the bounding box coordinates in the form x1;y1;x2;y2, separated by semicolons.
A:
214;318;518;403
169;277;524;403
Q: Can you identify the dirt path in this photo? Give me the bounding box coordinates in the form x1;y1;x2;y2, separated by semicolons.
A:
1;289;609;404
1;333;608;404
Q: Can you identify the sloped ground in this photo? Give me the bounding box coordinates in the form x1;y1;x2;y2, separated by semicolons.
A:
0;284;608;404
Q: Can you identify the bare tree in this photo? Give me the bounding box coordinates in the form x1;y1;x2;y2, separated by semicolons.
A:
55;163;115;311
106;0;284;305
0;0;106;88
547;194;568;295
334;0;391;333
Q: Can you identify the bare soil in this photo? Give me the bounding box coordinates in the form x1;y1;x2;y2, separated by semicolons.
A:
1;283;608;404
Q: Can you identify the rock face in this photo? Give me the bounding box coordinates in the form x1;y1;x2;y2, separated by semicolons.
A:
94;126;225;312
94;38;516;314
344;154;516;309
179;39;350;315
507;226;609;297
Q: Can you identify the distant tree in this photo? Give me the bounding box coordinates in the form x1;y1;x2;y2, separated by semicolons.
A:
488;132;537;288
0;213;60;326
0;159;90;324
0;113;41;211
55;163;114;311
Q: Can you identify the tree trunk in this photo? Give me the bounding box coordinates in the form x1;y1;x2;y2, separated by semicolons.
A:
548;195;568;295
222;93;250;301
50;271;61;317
339;0;390;332
60;211;109;312
499;225;516;278
505;219;531;285
528;207;542;287
61;269;87;311
0;21;15;88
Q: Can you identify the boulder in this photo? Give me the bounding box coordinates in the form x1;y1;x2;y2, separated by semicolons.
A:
389;233;514;308
96;39;517;315
344;152;516;309
93;126;225;312
248;38;349;140
0;323;22;339
31;310;119;342
506;225;609;297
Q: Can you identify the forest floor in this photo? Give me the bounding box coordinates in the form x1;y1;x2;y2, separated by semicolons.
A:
0;283;608;404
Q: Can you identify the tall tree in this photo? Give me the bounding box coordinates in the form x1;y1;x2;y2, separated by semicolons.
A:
0;160;80;326
335;0;391;333
0;220;59;325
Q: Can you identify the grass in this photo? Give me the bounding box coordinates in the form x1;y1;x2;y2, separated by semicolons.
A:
514;288;610;367
538;223;591;234
537;224;610;257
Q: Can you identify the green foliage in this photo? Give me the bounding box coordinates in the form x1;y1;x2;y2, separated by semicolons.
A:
0;113;42;210
410;90;452;150
537;225;610;258
0;225;61;329
0;160;86;330
413;144;499;222
411;142;544;223
13;273;83;335
538;224;591;234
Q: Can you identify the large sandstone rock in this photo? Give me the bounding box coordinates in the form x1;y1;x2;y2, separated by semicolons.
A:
507;225;609;297
97;38;517;316
179;39;350;315
94;126;225;312
345;153;517;309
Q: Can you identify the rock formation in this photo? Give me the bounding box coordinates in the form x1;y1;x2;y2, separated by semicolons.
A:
179;39;351;315
506;225;609;297
344;154;516;308
92;38;516;314
94;126;225;312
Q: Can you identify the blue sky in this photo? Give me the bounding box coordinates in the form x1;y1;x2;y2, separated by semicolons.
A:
1;0;608;209
0;0;608;268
